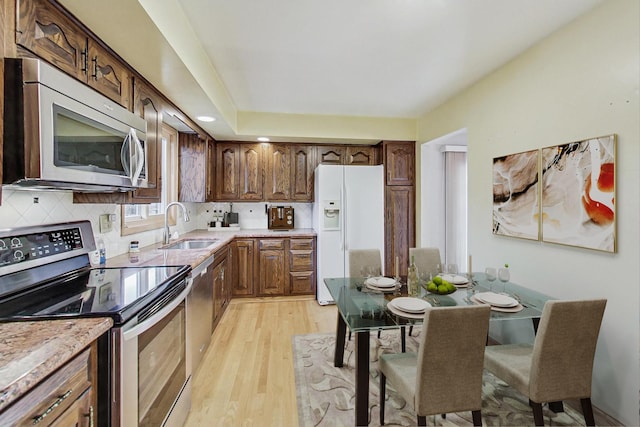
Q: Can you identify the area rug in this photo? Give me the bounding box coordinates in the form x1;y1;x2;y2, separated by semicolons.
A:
293;331;587;426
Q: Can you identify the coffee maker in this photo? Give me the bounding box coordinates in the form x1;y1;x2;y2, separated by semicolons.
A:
268;206;294;230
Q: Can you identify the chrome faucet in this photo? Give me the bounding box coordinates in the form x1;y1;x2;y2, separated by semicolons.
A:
164;202;190;244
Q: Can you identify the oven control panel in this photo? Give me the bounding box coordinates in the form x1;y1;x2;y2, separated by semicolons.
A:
0;227;83;267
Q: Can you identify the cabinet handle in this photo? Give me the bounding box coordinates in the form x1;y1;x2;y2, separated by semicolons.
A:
91;57;98;80
84;405;94;427
81;48;88;74
32;389;72;424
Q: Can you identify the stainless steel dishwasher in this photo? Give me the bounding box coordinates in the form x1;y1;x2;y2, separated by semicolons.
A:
187;255;215;374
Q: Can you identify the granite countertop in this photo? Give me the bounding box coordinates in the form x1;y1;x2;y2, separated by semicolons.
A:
0;317;113;412
108;228;317;269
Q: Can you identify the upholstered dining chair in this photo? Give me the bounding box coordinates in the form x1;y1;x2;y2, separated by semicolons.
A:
379;304;491;426
484;299;607;426
348;248;383;278
409;247;442;279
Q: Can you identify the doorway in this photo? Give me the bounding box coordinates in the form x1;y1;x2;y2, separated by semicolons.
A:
420;129;468;269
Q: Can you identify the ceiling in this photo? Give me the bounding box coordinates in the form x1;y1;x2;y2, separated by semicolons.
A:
59;0;601;143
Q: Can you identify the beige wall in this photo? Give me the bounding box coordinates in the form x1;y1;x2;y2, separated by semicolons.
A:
416;1;639;424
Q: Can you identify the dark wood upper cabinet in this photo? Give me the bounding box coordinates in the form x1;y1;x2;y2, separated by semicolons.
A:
129;78;161;203
16;0;131;108
215;143;241;200
239;144;263;200
290;145;315;201
179;132;211;202
346;146;377;165
383;141;415;185
264;143;291;200
317;145;345;165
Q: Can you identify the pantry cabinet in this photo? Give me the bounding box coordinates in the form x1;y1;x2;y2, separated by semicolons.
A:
16;0;132;108
383;140;414;186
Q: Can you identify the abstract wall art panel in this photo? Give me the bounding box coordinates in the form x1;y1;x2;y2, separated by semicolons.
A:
540;135;616;252
492;149;540;241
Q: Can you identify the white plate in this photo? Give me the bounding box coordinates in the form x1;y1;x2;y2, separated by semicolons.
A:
471;296;523;313
365;277;397;288
474;292;519;307
365;283;396;293
440;274;469;285
388;300;431;319
391;297;430;313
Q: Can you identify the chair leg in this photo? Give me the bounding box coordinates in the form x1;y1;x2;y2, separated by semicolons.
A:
408;325;413;336
348;330;351;341
417;415;426;426
581;397;596;426
379;373;386;425
529;400;545;426
377;329;381;339
400;326;406;352
472;410;482;426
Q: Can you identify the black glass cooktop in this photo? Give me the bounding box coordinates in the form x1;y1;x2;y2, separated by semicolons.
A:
0;265;190;325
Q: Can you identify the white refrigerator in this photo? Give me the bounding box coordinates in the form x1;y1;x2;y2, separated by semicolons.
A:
313;164;385;305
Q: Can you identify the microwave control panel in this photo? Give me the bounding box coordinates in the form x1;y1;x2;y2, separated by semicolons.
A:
0;227;83;267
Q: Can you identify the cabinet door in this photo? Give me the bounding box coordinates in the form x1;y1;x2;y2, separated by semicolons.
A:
264;144;291;200
215;143;240;200
130;78;161;203
384;141;415;186
346;146;376;165
206;139;216;201
212;261;224;329
385;186;415;277
16;0;87;81
86;40;132;108
289;271;316;295
317;145;345;164
179;133;207;202
291;145;315;201
49;388;93;427
258;239;286;295
232;239;255;297
239;144;263;200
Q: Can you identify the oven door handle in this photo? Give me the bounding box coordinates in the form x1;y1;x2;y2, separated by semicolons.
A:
122;283;191;341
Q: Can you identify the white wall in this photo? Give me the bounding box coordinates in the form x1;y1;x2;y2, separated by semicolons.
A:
416;1;639;424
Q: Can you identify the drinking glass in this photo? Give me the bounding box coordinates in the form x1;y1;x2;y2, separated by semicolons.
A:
498;267;510;293
445;263;458;275
485;267;497;291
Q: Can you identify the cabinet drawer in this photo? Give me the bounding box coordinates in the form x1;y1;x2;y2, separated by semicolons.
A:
259;239;285;250
0;347;92;426
289;238;314;251
289;250;313;271
289;271;315;295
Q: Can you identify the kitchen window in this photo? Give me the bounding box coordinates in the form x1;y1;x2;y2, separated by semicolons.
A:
121;124;179;235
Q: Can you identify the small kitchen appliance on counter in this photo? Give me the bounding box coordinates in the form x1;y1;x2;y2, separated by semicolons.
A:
268;206;294;230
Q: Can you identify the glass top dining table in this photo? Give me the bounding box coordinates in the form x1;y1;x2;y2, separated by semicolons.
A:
324;273;552;426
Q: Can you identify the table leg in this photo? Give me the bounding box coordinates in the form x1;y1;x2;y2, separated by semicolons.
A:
355;331;370;426
334;311;347;367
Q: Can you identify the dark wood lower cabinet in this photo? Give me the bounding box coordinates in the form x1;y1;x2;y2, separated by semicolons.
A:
232;239;256;297
212;246;230;329
258;239;287;296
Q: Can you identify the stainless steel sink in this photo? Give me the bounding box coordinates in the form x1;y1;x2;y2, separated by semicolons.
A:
164;239;219;250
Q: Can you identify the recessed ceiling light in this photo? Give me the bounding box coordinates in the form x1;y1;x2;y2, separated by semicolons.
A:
196;115;216;122
257;137;270;142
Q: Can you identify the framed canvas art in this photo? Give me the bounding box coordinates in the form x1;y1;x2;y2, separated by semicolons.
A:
540;134;616;252
492;149;540;240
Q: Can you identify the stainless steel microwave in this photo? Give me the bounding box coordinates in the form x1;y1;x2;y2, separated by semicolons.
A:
3;58;148;192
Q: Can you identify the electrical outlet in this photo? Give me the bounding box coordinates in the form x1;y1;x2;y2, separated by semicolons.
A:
99;214;113;233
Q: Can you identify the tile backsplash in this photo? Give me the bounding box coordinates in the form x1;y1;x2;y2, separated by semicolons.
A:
0;188;313;258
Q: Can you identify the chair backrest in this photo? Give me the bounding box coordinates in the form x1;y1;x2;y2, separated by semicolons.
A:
529;299;607;402
409;247;442;278
415;304;491;415
348;249;382;276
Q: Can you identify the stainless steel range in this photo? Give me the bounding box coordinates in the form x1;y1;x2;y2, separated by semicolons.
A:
0;221;192;427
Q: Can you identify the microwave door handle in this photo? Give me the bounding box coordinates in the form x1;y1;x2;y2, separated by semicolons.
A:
120;132;131;178
130;128;144;183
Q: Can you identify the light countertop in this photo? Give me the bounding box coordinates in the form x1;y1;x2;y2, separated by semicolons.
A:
107;228;317;269
0;317;113;412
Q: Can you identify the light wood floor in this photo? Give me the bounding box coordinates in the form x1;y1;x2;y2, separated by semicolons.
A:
184;297;620;427
184;296;337;427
